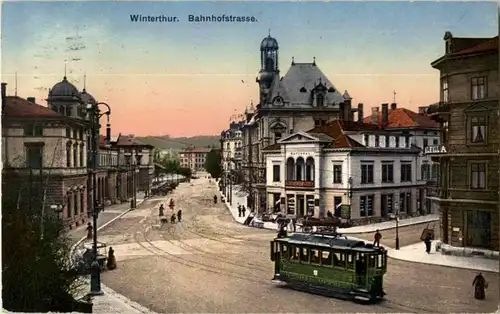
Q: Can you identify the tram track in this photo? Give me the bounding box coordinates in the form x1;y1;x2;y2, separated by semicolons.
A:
135;226;270;284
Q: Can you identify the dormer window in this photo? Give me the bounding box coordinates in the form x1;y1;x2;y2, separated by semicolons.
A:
328;87;335;93
363;134;369;146
300;87;307;93
316;93;324;107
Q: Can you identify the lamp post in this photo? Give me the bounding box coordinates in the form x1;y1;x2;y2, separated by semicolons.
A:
394;202;400;250
133;149;142;209
86;101;111;296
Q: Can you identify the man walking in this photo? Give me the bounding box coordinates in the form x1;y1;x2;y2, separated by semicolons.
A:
373;229;382;247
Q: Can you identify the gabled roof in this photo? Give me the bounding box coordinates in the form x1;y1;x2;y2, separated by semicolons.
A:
267;62;345;105
305;120;366;149
451;36;498;57
363;108;438;129
3;96;61;118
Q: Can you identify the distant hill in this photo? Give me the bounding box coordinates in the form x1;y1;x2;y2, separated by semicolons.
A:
137;135;220;152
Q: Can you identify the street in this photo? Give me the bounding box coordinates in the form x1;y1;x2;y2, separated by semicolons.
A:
96;178;498;313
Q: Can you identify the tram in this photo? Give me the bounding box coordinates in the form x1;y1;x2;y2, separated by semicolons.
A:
270;218;387;301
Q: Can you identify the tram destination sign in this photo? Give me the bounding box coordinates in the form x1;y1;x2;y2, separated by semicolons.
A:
424;145;447;155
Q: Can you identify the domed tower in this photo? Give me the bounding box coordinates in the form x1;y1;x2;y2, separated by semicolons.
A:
257;33;279;103
47;76;83;118
80;88;97;120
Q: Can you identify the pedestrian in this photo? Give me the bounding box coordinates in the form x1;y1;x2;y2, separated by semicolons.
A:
214;195;218;204
86;222;93;240
177;209;182;223
159;204;165;217
373;229;382;247
291;218;296;232
472;272;487;300
238;204;242;217
424;233;432;254
107;247;117;270
242;205;246;217
170;213;176;224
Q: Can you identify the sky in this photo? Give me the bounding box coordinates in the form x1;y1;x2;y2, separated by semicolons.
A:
2;1;498;137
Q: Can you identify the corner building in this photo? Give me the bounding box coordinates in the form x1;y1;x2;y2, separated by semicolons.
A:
427;32;499;250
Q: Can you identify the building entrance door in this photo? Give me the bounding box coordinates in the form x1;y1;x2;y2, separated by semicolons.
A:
466;210;491;248
297;195;305;218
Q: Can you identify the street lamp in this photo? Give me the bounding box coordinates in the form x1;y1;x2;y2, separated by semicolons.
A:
391;202;401;250
132;149;142;209
86;101;111;296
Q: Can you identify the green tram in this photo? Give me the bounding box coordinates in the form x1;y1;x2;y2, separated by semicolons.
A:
270;225;387;301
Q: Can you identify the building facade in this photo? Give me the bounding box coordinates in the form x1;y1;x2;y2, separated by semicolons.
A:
427;32;499;250
220;121;243;172
241;34;356;211
179;147;212;172
263;104;440;224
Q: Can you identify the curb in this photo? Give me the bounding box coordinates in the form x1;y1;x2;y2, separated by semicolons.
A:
387;250;499;274
69;198;158;314
341;218;439;234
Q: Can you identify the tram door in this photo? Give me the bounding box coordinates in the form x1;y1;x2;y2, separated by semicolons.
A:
355;253;367;286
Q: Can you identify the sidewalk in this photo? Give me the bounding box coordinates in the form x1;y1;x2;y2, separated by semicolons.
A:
69;192;157;314
388;240;499;273
221;184;496;272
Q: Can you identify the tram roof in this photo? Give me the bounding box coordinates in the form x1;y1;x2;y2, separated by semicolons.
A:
277;233;380;252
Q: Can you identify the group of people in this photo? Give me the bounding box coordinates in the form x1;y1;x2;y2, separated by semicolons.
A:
159;202;182;224
237;204;247;217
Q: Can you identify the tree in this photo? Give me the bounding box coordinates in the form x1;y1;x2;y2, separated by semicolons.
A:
163;155;180;174
178;167;192;178
204;149;222;179
2;171;83;312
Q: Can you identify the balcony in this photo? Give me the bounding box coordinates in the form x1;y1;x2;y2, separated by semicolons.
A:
285;180;314;188
426;187;498;203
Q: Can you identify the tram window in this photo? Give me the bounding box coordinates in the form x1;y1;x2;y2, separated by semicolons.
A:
281;244;289;259
333;252;346;268
310;249;320;264
290;246;300;261
368;255;376;268
377;254;384;268
321;251;332;266
346;254;354;269
300;247;310;263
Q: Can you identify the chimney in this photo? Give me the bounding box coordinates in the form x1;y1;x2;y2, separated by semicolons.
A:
27;97;36;103
344;99;352;122
357;103;364;124
371;107;379;125
390;103;397;110
1;83;6;114
381;103;389;126
339;102;345;121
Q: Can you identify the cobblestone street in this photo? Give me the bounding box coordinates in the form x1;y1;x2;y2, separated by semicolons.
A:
97;178;498;313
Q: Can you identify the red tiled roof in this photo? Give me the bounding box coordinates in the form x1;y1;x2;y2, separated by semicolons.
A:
451;36;498;56
306;120;365;149
3;96;61;118
363;108;438;129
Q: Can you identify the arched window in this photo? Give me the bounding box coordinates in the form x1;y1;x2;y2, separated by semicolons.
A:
65;106;72;116
73;143;78;167
80;144;85;167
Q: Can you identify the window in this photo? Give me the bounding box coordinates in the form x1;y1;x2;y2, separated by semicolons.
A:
26;144;43;168
400;162;412;182
471;77;486;100
73;144;78;167
381;163;394;183
442;121;449;144
470;162;486;189
272;165;280;182
321;251;332;266
433;139;438;145
316;94;324;107
310;249;320;264
66;127;71;138
65;106;72;116
360;163;374;184
333;252;346;268
66;143;72;167
300;247;309;263
381;194;393;215
274;132;282;142
423;138;428;149
24;124;43;137
374;135;379;147
399;192;411;213
421;164;430;180
363;134;369;146
333;164;342;183
442;77;449;103
470;116;487;144
385;135;390;148
74;193;78;216
360;195;374;217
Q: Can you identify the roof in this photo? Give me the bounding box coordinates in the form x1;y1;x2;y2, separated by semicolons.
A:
451;36;498;57
80;89;97;105
3;96;62;118
306;120;366;148
363;108;438;129
116;134;153;148
180;147;212;154
49;76;80;97
277;233;379;252
267;62;345;105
